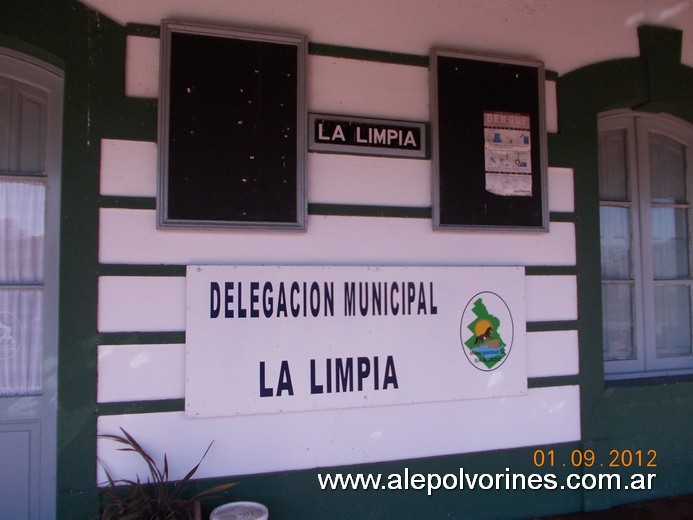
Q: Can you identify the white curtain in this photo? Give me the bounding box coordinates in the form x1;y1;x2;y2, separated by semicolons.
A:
0;181;45;396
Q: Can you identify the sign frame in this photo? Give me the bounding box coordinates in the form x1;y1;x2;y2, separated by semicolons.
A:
430;49;549;232
157;20;308;231
185;265;527;418
308;113;428;159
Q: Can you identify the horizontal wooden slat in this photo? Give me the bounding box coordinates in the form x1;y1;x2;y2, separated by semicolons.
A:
308;54;429;120
525;275;577;322
96;329;579;403
547;167;574;212
100;139;156;196
99;137;573;212
527;330;579;377
97;385;579;481
97;276;185;333
124;35;159;99
97;344;185;402
99;209;576;266
97;273;576;332
308;153;432;206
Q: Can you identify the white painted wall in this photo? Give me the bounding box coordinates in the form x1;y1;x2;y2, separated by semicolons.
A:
100;139;574;210
83;0;693;76
97;330;578;403
96;272;577;333
97;386;580;481
98;210;576;266
92;0;592;482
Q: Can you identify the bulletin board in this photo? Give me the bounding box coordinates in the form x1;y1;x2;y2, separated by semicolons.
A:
431;49;548;231
157;21;307;230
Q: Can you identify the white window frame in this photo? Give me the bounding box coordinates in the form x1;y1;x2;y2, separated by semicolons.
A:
600;110;693;379
0;47;62;519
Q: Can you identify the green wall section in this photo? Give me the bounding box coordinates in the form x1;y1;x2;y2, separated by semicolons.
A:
1;1;99;517
1;2;692;518
0;2;155;516
192;443;588;519
549;23;693;511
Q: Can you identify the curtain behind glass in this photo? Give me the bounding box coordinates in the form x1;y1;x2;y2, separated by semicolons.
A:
599;128;635;362
0;181;45;395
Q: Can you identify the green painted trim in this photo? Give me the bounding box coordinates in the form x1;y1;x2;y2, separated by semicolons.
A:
308;203;431;218
93;443;590;519
98;201;576;223
100;97;158;140
126;22;160;38
97;263;186;277
0;1;70;69
605;372;693;388
525;266;577;276
548;24;693;510
102;200;434;218
526;320;579;333
424;122;432;160
96;331;186;346
553;24;693;431
528;375;579;389
98;263;579;278
637;25;683;104
115;28;434;67
57;491;100;520
122;27;432;68
309;42;429;67
96;382;580;415
25;8;166;514
96;398;185;416
0;34;65;69
43;5;114;518
175;442;587;519
99;195;156;210
549;211;576;222
100;201;573;222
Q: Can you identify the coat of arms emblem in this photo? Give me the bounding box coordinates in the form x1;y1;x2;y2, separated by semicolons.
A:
461;293;514;371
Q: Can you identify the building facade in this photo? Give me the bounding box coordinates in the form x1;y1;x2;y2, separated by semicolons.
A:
0;1;691;518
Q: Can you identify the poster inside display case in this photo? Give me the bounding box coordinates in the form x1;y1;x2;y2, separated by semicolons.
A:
431;49;548;231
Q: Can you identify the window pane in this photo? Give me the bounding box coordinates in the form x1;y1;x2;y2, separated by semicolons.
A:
652;207;689;279
650;132;686;203
654;285;692;358
600;206;632;279
599;129;629;200
0;181;45;284
602;283;635;360
17;93;46;175
0;289;43;396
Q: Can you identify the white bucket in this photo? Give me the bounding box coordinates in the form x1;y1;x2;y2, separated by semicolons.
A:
209;501;269;520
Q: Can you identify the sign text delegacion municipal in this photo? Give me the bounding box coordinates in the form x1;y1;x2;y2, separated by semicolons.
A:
185;265;527;418
308;114;427;158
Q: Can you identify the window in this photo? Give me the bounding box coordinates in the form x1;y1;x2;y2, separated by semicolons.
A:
599;111;693;378
0;48;62;519
0;75;49;395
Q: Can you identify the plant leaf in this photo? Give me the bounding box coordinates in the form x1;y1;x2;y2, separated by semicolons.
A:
98;428;237;516
193;481;239;499
119;427;163;483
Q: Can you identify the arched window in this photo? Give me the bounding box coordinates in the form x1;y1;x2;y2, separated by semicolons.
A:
0;48;62;519
599;111;693;378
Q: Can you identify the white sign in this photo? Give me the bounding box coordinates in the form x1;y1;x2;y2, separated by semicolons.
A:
185;266;527;418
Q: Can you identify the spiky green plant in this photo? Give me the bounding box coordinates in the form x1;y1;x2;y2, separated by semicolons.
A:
99;428;237;520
